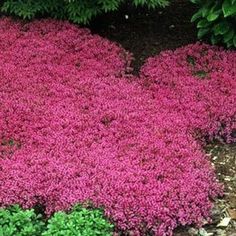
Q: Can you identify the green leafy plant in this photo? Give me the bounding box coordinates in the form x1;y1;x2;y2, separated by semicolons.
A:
0;204;113;236
42;205;114;236
191;0;236;48
0;205;45;236
0;0;170;24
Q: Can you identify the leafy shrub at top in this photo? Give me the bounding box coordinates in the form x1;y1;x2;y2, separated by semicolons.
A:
0;0;169;24
191;0;236;48
42;205;113;236
0;205;45;236
0;18;236;235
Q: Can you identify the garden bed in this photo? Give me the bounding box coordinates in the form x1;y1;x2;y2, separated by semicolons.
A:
0;1;235;235
91;1;236;235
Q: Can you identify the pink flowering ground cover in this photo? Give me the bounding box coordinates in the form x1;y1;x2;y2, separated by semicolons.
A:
0;17;235;235
140;43;236;143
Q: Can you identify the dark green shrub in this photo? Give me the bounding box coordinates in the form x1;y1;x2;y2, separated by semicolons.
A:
0;0;170;24
0;205;45;236
42;205;113;236
191;0;236;48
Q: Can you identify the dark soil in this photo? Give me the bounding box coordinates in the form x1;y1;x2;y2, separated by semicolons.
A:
90;0;198;74
90;1;236;235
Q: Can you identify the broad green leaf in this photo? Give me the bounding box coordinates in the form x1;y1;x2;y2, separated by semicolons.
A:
226;40;233;47
190;0;201;3
201;0;215;17
233;35;236;47
207;10;221;21
197;19;212;28
222;0;236;17
206;1;222;21
223;29;235;42
197;28;210;38
211;34;222;44
213;21;230;35
191;10;202;22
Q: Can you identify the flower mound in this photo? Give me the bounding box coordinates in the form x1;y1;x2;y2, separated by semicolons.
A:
141;43;236;142
0;18;235;235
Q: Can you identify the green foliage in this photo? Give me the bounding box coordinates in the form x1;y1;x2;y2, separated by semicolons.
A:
42;205;113;236
0;205;45;236
0;205;113;236
0;0;170;24
191;0;236;48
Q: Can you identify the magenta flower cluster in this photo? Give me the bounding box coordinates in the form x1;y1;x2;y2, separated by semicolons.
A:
0;18;235;236
141;43;236;143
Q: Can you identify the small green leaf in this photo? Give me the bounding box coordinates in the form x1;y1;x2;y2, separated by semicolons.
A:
193;70;209;79
186;55;196;66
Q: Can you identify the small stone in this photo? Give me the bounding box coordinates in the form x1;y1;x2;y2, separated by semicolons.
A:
224;176;231;181
216;229;227;236
198;228;209;236
228;208;236;220
188;227;198;235
217;217;231;227
109;25;116;30
211;206;222;224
